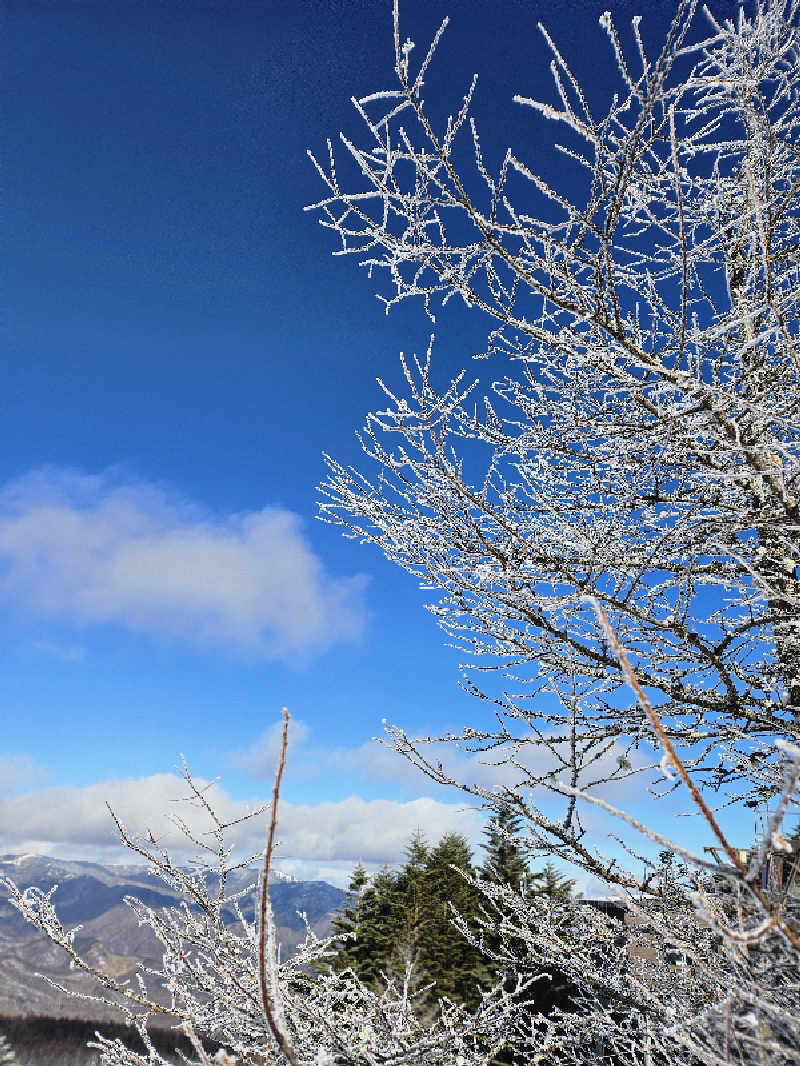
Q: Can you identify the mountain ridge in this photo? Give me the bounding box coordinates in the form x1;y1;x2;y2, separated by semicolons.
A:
0;853;345;1023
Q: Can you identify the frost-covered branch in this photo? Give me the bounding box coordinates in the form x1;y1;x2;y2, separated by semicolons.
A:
311;1;800;1061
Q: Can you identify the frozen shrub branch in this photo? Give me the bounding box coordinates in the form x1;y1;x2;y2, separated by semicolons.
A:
2;738;527;1065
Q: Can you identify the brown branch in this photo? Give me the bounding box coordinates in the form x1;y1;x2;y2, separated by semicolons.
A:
590;597;800;951
183;1022;214;1066
258;707;301;1066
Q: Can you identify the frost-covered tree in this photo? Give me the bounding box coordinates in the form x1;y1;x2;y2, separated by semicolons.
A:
3;1;800;1064
313;0;800;860
309;0;800;1059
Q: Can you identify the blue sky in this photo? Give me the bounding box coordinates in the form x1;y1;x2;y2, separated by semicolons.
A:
1;0;750;886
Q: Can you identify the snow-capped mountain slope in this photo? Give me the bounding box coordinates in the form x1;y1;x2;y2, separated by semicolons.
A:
0;854;344;1022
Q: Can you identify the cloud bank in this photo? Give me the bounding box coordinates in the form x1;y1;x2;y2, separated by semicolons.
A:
0;770;482;884
0;467;367;657
234;716;657;806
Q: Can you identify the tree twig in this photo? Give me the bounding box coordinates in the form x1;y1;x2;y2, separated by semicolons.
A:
258;707;301;1066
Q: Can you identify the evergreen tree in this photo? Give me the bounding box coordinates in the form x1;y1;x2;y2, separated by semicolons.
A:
331;832;494;1011
330;829;577;1022
417;833;490;1010
479;820;577;1063
528;861;575;903
481;808;530;893
515;859;578;1013
328;862;369;973
393;830;429;983
357;865;405;987
479;807;530;1016
329;863;405;989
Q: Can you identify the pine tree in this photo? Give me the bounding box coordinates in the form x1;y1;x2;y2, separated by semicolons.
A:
330;833;495;1012
328;829;574;1033
328;842;432;993
328;862;369;973
479;818;577;1062
342;864;405;989
529;862;575;903
481;808;530;893
417;833;489;1010
393;830;429;983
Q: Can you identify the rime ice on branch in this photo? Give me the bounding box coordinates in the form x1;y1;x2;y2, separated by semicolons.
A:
310;0;800;1060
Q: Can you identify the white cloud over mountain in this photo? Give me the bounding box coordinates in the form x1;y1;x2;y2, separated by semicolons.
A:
0;467;367;657
0;769;481;885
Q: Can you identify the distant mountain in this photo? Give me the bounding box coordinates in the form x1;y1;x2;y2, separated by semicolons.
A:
0;854;345;1023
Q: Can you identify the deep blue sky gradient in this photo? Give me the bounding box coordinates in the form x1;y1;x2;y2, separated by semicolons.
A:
1;0;750;877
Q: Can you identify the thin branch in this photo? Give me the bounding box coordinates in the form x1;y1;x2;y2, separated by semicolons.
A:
590;597;800;951
258;707;300;1066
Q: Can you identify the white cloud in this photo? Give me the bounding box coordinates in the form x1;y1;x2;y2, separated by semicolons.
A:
276;795;482;863
0;755;48;796
0;763;671;893
230;717;312;777
229;720;429;789
32;640;86;663
0;467;367;657
234;721;656;807
0;772;483;884
0;746;676;893
227;725;664;875
328;739;427;788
